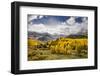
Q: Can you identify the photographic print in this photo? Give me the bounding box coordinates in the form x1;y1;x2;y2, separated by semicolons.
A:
11;1;97;74
28;15;88;61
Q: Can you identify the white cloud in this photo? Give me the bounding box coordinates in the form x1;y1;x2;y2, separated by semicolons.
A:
28;15;44;22
38;16;44;19
28;17;88;35
66;17;76;25
28;24;46;32
28;24;68;34
82;17;87;22
28;15;38;22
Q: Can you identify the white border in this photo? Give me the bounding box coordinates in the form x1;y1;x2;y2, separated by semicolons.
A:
20;6;95;70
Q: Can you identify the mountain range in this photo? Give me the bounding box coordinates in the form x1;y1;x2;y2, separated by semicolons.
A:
28;31;87;41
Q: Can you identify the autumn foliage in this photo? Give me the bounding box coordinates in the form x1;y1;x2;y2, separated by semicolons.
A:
28;37;88;60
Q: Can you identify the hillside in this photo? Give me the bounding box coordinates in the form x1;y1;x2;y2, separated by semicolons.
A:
28;37;88;61
28;31;87;41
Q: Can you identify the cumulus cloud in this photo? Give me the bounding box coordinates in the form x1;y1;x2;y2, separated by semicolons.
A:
28;15;44;20
28;22;87;35
28;15;88;35
63;17;88;35
66;17;76;25
28;15;44;23
28;24;68;34
28;15;38;22
28;15;45;25
38;15;44;19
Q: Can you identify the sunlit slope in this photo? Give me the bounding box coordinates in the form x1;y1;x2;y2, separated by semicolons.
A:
28;37;87;55
47;38;88;55
28;38;42;46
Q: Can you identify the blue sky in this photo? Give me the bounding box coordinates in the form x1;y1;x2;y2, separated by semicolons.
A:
28;15;88;35
28;15;86;25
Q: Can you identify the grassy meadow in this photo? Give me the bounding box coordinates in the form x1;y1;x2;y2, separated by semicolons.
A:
28;37;88;61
